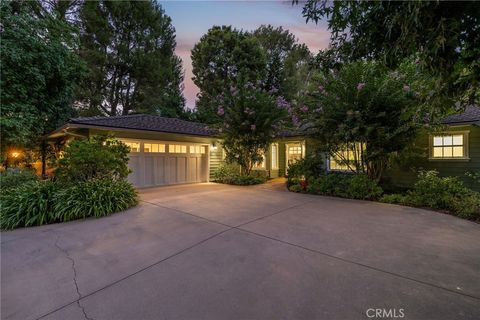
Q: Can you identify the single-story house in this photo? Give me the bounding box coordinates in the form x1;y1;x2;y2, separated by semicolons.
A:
47;105;480;190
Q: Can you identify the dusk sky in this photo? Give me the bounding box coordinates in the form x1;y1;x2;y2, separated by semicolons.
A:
159;0;331;109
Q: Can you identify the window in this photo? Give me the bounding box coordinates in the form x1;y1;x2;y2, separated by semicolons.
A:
123;142;140;153
431;133;467;158
189;145;206;154
255;153;266;169
287;144;303;164
144;143;165;153
329;143;364;171
271;144;278;169
169;144;187;153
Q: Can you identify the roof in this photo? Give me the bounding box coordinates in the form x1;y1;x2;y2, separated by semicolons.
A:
68;114;215;137
440;105;480;125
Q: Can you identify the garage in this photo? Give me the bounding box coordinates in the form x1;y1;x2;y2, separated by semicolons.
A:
122;140;209;187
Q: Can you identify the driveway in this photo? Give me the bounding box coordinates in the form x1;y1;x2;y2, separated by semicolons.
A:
1;183;479;320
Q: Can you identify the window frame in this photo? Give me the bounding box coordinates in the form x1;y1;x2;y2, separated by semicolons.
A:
271;143;279;170
328;142;365;172
429;131;469;161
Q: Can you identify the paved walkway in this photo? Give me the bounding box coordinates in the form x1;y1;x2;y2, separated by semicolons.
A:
1;183;479;320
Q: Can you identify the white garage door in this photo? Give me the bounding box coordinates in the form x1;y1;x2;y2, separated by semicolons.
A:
122;140;209;187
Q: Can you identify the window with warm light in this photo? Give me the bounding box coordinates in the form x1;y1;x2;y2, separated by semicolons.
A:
169;144;187;153
144;143;165;153
329;143;364;171
123;142;140;152
271;144;278;169
431;133;467;158
189;145;206;154
255;153;266;169
287;145;303;164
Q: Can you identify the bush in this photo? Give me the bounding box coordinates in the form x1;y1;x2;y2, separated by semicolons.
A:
56;136;130;182
293;172;383;200
212;163;266;185
0;170;38;190
287;155;324;186
0;180;60;229
0;179;138;230
54;179;138;221
380;171;480;220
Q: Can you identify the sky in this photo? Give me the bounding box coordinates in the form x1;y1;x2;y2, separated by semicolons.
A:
159;0;331;109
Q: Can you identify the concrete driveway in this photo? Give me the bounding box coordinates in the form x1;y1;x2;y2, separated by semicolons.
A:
1;182;479;320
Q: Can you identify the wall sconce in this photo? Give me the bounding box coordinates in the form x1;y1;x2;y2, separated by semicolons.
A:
211;142;218;152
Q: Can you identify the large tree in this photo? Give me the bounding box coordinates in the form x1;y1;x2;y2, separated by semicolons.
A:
191;26;267;123
301;0;480;104
0;2;83;161
251;25;312;102
77;0;185;117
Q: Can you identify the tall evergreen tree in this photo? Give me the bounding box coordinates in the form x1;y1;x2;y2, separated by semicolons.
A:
191;26;267;124
0;1;83;159
77;0;185;117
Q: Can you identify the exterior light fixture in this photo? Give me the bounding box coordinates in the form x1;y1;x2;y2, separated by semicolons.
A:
211;143;218;151
11;151;20;158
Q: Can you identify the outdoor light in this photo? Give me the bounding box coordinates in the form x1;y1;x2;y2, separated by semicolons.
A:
11;151;20;158
211;143;218;151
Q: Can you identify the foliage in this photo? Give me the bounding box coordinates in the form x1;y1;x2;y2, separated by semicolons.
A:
301;0;480;104
294;173;383;200
56;136;130;182
286;155;324;184
0;2;84;156
251;25;312;102
0;179;137;230
0;180;60;230
217;82;287;175
380;171;480;220
212;164;266;185
0;170;39;190
293;60;419;181
77;0;186;117
191;26;267;123
54;179;138;221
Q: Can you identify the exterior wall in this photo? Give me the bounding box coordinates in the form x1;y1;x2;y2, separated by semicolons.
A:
384;125;480;191
209;142;224;180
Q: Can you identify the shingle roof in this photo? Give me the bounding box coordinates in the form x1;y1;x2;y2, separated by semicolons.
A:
69;114;215;136
440;105;480;125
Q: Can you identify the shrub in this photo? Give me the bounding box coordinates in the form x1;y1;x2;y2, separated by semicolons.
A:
212;164;266;185
287;155;324;186
0;180;60;229
380;171;480;220
0;169;38;190
54;179;138;221
289;184;303;193
56;136;130;182
294;172;383;200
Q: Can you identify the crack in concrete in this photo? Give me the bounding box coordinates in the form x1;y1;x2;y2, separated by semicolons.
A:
53;234;94;320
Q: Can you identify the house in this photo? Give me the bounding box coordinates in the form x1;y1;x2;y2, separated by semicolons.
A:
46;115;306;187
47;106;480;190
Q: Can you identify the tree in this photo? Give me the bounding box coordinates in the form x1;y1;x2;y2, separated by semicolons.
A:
191;26;267;123
301;0;480;104
252;25;312;102
77;0;185;117
0;2;84;162
216;81;287;175
292;61;420;181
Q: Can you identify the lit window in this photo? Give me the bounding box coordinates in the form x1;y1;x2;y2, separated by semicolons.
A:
271;144;278;169
144;143;165;153
330;143;364;171
123;142;140;153
287;145;303;164
189;145;206;154
255;153;266;169
432;134;466;158
169;144;187;153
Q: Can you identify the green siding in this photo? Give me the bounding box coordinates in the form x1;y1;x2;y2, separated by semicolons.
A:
384;125;480;191
209;143;224;180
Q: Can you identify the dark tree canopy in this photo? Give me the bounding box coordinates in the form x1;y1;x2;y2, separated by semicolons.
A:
191;26;267;123
302;0;480;104
77;0;185;117
252;25;312;102
0;2;84;153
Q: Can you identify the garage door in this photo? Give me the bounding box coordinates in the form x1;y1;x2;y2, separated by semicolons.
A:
122;140;209;187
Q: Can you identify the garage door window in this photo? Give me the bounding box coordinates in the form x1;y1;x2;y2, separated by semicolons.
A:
144;143;166;153
124;142;140;152
169;144;187;153
189;145;206;154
